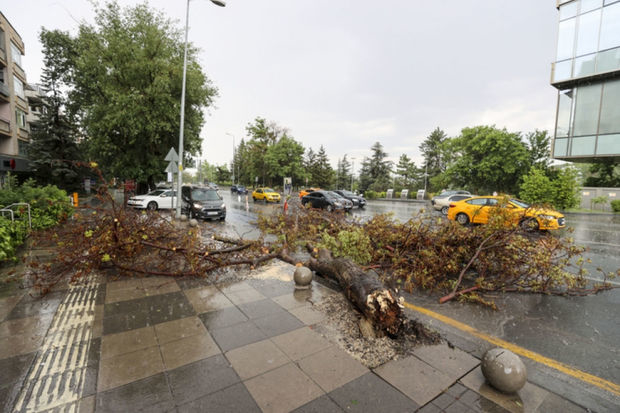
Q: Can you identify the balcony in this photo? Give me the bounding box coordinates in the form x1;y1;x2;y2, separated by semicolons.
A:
0;82;9;98
0;117;10;138
0;47;6;65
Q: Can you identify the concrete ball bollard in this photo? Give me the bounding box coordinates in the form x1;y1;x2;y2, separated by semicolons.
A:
189;218;198;227
293;266;313;289
179;214;188;222
481;348;527;394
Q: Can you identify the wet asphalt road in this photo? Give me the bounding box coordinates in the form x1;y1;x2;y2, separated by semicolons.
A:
212;191;619;385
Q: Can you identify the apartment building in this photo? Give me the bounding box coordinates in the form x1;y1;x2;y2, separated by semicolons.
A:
0;11;30;182
550;0;620;161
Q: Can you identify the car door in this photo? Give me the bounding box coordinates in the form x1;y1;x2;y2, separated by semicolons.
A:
468;198;489;224
161;190;175;209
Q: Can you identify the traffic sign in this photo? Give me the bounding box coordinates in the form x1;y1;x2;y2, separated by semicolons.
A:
165;161;177;173
164;147;179;162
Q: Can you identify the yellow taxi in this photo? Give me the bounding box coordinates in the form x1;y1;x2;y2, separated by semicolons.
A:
446;196;566;230
298;187;320;199
252;187;281;203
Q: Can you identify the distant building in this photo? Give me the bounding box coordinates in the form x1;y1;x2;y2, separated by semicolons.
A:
0;11;31;182
550;0;620;161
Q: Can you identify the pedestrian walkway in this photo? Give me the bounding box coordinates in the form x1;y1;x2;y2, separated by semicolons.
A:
0;260;591;412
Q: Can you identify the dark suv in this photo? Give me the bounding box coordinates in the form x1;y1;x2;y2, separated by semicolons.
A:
231;185;248;194
333;190;366;208
181;186;226;220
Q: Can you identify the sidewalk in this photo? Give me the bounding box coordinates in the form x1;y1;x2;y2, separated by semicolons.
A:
0;260;591;412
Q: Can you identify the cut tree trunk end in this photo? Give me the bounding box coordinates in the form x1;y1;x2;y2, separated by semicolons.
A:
307;248;404;336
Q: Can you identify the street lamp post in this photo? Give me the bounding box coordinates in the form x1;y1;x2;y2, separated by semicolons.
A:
350;157;355;192
226;132;236;185
176;0;226;218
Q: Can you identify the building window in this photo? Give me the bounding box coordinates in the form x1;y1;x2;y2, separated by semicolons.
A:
596;134;620;154
559;2;578;20
556;90;573;137
10;42;22;68
553;138;569;157
600;2;620;51
596;46;620;72
571;136;597;155
13;75;24;98
582;0;604;14
598;78;620;134
18;139;29;157
575;9;602;57
16;108;27;129
573;84;602;136
557;18;576;61
574;53;597;76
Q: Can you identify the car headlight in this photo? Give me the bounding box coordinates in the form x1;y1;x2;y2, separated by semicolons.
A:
334;202;342;207
193;203;202;209
220;203;226;209
538;214;555;220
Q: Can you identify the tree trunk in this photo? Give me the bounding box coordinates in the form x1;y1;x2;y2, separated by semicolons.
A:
307;249;403;335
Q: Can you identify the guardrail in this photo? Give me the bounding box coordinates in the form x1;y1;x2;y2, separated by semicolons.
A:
0;203;32;228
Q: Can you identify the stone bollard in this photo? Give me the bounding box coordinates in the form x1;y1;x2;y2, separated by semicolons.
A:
293;266;313;289
189;218;198;227
481;348;527;393
179;214;188;222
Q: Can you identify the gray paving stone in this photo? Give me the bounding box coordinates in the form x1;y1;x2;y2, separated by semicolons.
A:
167;354;240;405
252;310;305;338
374;355;453;406
413;343;479;380
291;394;344;413
178;382;261;413
95;372;174;413
209;320;267;352
199;306;248;330
328;372;419;412
238;298;286;319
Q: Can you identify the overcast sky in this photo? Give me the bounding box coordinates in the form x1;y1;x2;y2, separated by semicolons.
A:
3;0;559;171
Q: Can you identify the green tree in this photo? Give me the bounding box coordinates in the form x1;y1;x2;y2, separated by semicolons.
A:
519;167;554;205
42;1;217;191
335;155;352;190
419;127;449;192
395;154;419;190
551;167;580;210
264;135;306;187
245;117;282;186
526;130;552;173
584;159;620;187
28;30;83;192
444;126;529;194
313;146;334;188
215;165;231;183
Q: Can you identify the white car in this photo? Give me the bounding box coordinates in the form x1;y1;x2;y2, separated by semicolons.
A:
432;193;473;215
127;189;177;210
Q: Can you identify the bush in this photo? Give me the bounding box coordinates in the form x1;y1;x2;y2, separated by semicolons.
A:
519;167;579;210
610;200;620;213
365;190;378;199
0;179;72;262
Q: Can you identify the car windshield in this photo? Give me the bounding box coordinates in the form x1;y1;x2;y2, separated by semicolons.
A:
191;189;221;201
264;188;275;193
329;192;344;198
147;190;166;196
510;199;530;208
340;190;355;196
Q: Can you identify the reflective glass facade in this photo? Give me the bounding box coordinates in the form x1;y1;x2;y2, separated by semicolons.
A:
551;0;620;160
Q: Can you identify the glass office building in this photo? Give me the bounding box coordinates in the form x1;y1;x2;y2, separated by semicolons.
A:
551;0;620;161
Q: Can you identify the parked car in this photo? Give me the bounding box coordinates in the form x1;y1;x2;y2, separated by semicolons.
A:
431;190;471;212
433;194;474;215
252;187;281;203
333;190;367;208
181;186;226;220
301;190;348;212
231;185;248;194
127;189;176;210
327;191;353;211
299;188;320;199
447;196;565;230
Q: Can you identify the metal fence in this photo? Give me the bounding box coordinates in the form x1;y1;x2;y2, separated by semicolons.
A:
578;187;619;212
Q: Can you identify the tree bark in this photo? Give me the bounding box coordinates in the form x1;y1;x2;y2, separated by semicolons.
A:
307;249;403;335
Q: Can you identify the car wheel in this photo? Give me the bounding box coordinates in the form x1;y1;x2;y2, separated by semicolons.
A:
327;205;334;212
456;213;469;225
147;201;158;211
253;197;257;202
520;218;539;232
440;206;449;215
